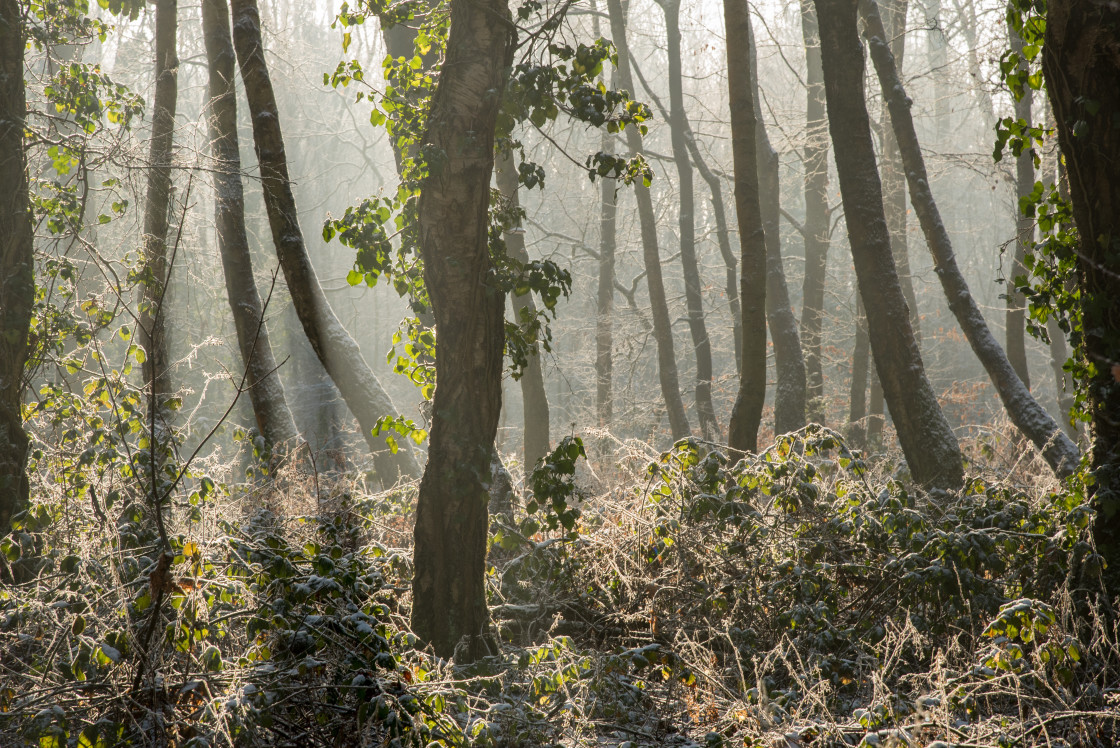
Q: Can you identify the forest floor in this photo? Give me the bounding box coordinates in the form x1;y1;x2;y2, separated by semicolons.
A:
3;423;1120;747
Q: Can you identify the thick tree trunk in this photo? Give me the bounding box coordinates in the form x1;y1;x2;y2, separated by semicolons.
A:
495;154;550;470
1006;19;1033;391
658;0;718;440
230;0;419;482
798;0;830;424
0;0;33;532
605;0;690;441
748;18;807;436
1043;0;1120;587
724;0;767;454
410;0;514;660
861;0;1079;477
814;0;964;490
880;0;920;349
138;0;178;481
203;0;300;456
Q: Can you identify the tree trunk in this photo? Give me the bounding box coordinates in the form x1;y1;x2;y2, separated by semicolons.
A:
630;62;742;374
1047;318;1078;441
230;0;419;483
203;0;300;457
861;0;1079;477
724;0;768;454
848;298;870;449
0;0;33;532
495;154;550;471
138;0;178;484
1042;0;1120;587
749;17;807;436
597;129;617;427
605;0;690;441
658;0;718;440
814;0;963;490
1006;18;1032;390
798;0;831;424
880;0;920;349
410;0;514;660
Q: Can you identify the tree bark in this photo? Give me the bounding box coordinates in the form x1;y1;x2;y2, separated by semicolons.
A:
861;0;1079;477
798;0;831;424
1006;18;1033;390
880;0;920;350
203;0;300;457
409;0;514;660
749;17;807;436
230;0;419;482
495;154;550;470
657;0;718;440
597;129;617;427
630;62;742;374
1042;0;1120;587
848;298;870;449
814;0;963;490
138;0;178;479
605;0;690;441
0;0;33;532
724;0;768;454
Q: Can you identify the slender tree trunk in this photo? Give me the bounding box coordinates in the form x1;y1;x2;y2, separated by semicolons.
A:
657;0;718;439
814;0;964;490
597;130;617;427
799;0;831;424
1047;318;1078;441
924;0;949;142
630;62;742;373
1043;0;1120;588
880;0;920;349
861;0;1079;477
953;0;996;131
605;0;690;441
0;0;34;532
748;17;807;435
139;0;178;481
848;298;870;448
1006;17;1032;390
867;368;885;445
230;0;419;482
495;154;550;470
203;0;299;456
410;0;514;660
724;0;767;454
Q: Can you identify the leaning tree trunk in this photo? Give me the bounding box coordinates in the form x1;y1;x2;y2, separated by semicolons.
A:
657;0;718;440
724;0;768;454
230;0;419;483
0;0;34;533
605;0;690;441
880;0;920;349
749;15;807;436
1006;17;1033;390
138;0;178;490
203;0;300;456
410;0;514;660
861;0;1079;477
496;154;550;471
799;0;831;424
1042;0;1120;589
814;0;964;490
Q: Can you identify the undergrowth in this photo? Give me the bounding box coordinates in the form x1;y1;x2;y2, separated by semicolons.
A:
3;426;1120;747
